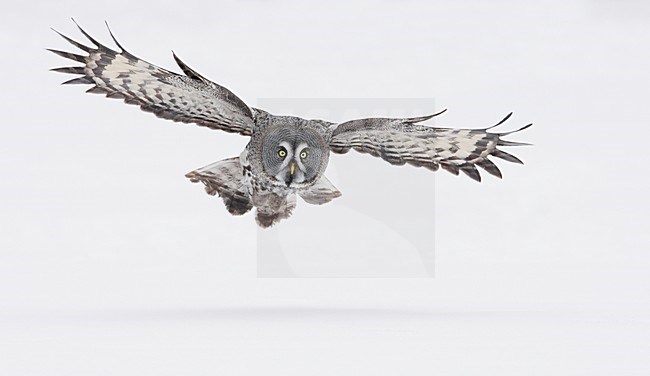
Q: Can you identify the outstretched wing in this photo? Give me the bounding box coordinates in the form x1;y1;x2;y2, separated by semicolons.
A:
48;21;255;136
329;110;531;182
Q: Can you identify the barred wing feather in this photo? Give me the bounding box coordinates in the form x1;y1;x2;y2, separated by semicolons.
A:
329;111;531;182
48;21;254;136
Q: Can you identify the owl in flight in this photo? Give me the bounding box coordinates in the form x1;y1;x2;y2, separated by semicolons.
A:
49;21;531;228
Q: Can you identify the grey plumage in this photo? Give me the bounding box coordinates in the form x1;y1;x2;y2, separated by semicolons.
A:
50;21;532;228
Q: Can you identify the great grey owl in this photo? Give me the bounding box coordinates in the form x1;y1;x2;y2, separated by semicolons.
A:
49;21;531;228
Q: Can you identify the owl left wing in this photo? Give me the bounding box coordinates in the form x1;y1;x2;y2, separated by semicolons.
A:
329;110;531;182
48;21;254;136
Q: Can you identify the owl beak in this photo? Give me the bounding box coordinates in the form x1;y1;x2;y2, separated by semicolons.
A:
289;161;296;177
284;161;297;186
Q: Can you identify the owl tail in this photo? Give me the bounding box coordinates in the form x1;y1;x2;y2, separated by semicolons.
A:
185;157;253;216
253;193;297;228
253;175;341;227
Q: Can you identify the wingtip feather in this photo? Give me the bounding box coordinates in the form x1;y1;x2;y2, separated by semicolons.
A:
404;108;448;124
476;159;503;179
104;20;127;52
47;48;86;63
70;18;101;48
61;76;93;85
50;66;85;74
172;52;207;81
497;139;532;147
51;27;92;52
500;122;533;136
486;112;513;130
492;149;524;164
460;164;482;182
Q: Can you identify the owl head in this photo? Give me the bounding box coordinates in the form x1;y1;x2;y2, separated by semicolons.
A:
259;126;329;188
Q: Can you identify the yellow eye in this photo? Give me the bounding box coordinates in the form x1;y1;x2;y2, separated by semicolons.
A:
278;149;287;158
300;150;308;159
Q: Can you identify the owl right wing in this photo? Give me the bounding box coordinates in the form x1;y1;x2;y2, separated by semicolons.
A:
185;157;253;216
49;21;255;136
329;110;531;182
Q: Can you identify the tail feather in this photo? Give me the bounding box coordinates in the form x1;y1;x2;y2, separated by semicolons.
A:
254;193;296;228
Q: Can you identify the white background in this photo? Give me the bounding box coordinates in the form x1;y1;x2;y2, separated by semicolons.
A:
1;1;649;374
